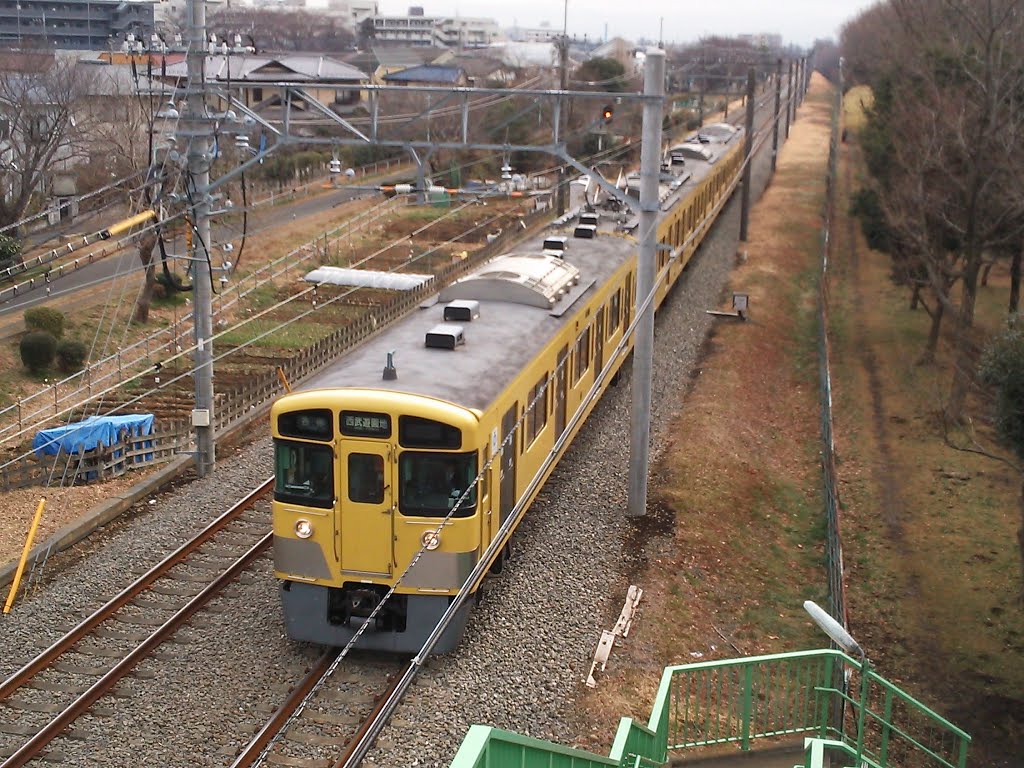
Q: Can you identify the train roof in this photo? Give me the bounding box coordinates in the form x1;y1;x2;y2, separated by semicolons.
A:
298;130;739;413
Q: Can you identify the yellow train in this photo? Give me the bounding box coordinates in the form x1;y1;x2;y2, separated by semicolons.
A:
271;127;744;652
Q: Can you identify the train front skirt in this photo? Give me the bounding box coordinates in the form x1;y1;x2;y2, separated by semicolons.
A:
279;580;472;653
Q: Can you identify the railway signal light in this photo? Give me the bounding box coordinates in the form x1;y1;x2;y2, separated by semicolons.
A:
601;104;614;124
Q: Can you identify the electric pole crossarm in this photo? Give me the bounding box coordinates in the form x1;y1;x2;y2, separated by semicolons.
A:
203;142;283;194
214;93;282;135
289;87;370;142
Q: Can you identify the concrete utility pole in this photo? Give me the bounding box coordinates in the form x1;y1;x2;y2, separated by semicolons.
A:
739;67;755;242
185;0;215;477
556;36;569;217
771;58;782;174
627;48;665;518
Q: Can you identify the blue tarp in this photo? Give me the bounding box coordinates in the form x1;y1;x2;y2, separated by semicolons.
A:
33;414;155;458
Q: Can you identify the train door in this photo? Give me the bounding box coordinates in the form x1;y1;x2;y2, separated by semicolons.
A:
339;441;393;575
554;345;568;436
595;309;605;376
499;405;517;524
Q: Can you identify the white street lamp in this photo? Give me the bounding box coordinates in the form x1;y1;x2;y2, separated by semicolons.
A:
804;600;870;764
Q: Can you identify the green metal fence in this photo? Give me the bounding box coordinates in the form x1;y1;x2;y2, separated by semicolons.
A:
448;650;970;768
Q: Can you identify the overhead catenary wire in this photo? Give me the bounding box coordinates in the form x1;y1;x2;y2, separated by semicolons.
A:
2;80;790;462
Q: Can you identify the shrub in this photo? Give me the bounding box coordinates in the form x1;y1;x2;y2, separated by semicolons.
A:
19;330;57;373
849;187;891;252
979;320;1024;458
24;306;65;338
56;338;88;373
0;233;20;272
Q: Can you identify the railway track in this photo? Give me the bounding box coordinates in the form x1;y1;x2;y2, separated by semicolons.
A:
0;479;274;766
231;651;407;768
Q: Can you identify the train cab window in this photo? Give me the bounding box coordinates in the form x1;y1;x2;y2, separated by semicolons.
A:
274;441;334;508
398;451;478;518
399;416;462;449
348;453;384;504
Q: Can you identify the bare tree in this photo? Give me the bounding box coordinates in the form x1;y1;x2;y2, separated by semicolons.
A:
845;0;1024;421
0;53;96;230
84;63;175;323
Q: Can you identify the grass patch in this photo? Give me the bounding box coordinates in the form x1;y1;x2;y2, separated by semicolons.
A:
219;318;335;348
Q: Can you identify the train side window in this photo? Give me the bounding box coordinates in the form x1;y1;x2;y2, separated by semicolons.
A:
624;275;633;326
609;289;621;333
526;374;548;444
480;446;490;500
573;324;591;384
348;453;384;504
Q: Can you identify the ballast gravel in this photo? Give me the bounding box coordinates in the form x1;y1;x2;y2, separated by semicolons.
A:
0;119;779;767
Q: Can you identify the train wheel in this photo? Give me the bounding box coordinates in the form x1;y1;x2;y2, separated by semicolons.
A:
490;540;512;574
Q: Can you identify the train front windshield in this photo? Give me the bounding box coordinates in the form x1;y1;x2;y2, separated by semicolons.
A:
399;451;477;518
274;440;334;508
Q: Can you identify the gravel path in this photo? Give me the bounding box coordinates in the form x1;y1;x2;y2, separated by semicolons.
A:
0;106;782;767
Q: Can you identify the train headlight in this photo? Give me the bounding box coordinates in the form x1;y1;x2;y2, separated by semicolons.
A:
421;531;441;551
294;519;314;539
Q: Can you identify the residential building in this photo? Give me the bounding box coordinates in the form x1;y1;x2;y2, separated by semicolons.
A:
371;11;498;49
324;0;378;30
381;64;466;86
505;24;560;43
0;0;154;51
160;54;369;116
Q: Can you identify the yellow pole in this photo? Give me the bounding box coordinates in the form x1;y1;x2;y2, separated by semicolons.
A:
4;497;46;614
276;366;292;393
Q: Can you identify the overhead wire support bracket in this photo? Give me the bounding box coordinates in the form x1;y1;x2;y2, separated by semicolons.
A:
287;87;370;142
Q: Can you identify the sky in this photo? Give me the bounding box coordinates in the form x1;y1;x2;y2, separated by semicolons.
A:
376;0;880;48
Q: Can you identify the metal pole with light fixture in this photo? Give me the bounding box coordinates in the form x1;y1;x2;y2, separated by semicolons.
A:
185;0;215;476
626;48;665;517
804;600;870;764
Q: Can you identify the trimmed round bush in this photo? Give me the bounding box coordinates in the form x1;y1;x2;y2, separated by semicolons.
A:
24;306;66;338
20;330;57;373
56;338;88;373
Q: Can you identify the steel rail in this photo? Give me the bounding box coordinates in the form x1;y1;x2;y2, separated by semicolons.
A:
0;477;274;701
330;666;410;768
229;654;410;768
228;650;340;768
1;529;274;767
